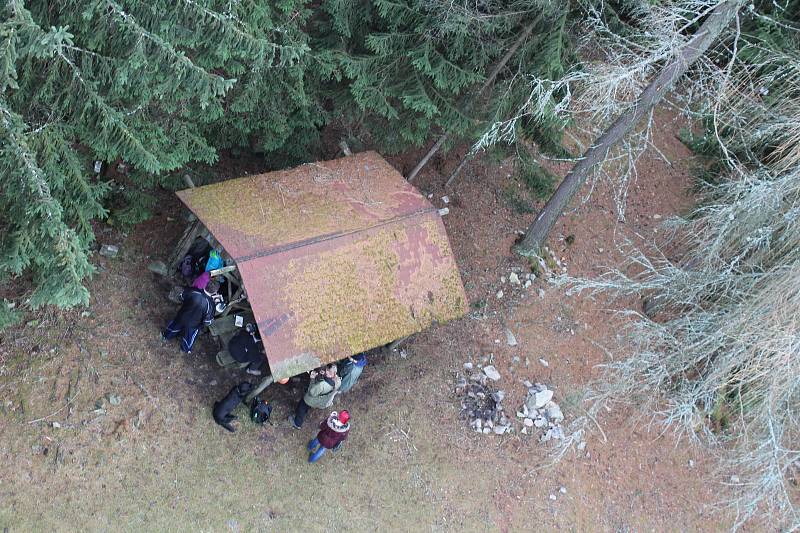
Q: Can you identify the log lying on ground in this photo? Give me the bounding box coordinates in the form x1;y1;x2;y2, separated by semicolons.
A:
516;0;742;256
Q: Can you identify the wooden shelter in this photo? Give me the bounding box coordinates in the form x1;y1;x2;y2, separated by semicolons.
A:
168;151;468;390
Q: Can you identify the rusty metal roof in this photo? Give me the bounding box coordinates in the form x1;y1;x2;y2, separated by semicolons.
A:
177;151;468;380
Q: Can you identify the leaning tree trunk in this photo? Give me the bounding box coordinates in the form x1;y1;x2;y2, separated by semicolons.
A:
406;21;537;183
516;0;742;255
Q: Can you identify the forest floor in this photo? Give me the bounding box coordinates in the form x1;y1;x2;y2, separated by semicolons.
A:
0;108;739;532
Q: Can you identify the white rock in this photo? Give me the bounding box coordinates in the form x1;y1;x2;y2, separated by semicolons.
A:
438;207;449;216
521;427;528;435
482;365;501;381
577;441;587;450
99;244;119;258
501;276;506;283
441;195;450;204
544;401;564;423
534;417;546;428
523;418;534;427
524;280;532;288
147;261;168;276
52;422;61;429
516;411;525;418
539;358;549;367
653;214;661;219
464;362;473;370
534;389;553;408
482;427;491;434
509;272;520;285
504;328;518;346
537;289;545;299
493;425;508;435
496;290;503;299
549;494;557;501
730;475;740;484
559;486;567;494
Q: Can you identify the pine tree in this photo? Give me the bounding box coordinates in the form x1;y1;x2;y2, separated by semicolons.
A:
0;0;308;309
0;0;575;314
316;0;571;153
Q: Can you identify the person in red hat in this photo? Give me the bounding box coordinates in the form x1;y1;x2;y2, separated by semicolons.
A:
307;410;350;463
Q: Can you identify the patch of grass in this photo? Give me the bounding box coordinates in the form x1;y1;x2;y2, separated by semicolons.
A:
470;298;487;311
503;187;535;214
528;257;541;276
487;143;516;164
517;161;557;200
0;301;20;330
710;392;732;431
107;188;156;228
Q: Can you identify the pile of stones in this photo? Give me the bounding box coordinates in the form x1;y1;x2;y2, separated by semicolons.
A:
455;364;575;445
455;364;512;435
517;381;566;442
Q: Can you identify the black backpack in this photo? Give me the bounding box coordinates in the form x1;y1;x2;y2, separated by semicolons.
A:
250;398;272;425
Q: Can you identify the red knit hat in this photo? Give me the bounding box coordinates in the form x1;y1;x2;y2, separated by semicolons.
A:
338;410;350;424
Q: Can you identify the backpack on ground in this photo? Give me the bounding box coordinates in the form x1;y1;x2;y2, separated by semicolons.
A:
250;397;272;425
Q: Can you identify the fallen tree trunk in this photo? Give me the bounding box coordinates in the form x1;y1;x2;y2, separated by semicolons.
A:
516;0;742;255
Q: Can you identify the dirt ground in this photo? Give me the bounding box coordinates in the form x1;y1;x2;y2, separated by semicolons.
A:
0;108;739;532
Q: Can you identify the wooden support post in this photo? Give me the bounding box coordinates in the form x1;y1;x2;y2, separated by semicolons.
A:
168;219;202;274
245;375;274;403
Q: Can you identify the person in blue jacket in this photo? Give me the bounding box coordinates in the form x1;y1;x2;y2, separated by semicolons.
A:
337;353;367;394
162;280;220;354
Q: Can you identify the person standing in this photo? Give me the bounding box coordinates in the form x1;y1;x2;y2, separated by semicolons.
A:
337;353;367;394
307;410;350;463
162;280;220;354
289;364;340;429
228;323;265;376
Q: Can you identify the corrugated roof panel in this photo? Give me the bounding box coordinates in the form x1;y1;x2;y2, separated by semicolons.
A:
177;152;467;380
176;152;431;261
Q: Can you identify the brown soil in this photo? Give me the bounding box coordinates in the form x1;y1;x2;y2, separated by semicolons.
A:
0;108;735;531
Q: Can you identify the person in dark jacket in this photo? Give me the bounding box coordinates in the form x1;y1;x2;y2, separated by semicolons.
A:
228;323;265;375
162;280;220;354
307;410;350;463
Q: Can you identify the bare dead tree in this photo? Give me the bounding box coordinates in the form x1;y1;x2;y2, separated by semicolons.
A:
515;0;743;255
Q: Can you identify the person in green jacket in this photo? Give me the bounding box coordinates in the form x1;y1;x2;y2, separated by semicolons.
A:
289;363;341;429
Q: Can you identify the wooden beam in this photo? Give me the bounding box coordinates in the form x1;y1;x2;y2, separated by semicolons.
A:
168;220;202;273
209;265;237;277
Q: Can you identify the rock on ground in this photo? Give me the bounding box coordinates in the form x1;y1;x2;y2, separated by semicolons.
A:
99;244;119;258
482;365;501;381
